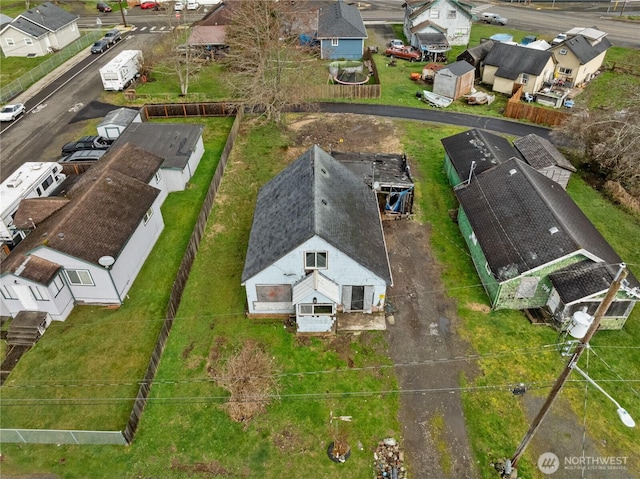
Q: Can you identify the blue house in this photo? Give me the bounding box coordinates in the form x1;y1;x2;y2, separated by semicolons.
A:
317;1;367;60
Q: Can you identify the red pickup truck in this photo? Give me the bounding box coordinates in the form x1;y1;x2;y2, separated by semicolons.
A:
385;46;422;62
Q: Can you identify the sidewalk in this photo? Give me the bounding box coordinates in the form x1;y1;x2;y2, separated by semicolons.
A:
11;25;131;106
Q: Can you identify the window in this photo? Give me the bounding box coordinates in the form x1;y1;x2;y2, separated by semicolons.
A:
331;38;338;46
154;170;162;184
65;269;94;286
30;286;48;301
41;175;54;191
521;73;529;84
447;10;456;18
6;38;14;46
143;208;153;224
51;275;64;297
1;285;18;300
305;251;327;269
430;10;440;19
24;38;33;45
299;303;333;315
559;67;572;75
559;48;567;55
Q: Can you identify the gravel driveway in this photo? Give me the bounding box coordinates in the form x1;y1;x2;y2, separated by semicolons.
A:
383;219;481;478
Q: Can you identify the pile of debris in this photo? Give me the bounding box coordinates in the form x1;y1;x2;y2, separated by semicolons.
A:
374;438;407;478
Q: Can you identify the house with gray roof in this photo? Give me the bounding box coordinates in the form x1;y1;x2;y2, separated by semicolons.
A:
456;39;495;77
0;144;166;322
317;2;367;60
513;134;576;189
0;2;79;57
549;29;611;87
482;43;556;95
453;157;638;329
111;123;205;193
403;0;474;50
241;145;392;334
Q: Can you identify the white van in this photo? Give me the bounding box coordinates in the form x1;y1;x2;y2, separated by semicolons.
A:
186;0;198;9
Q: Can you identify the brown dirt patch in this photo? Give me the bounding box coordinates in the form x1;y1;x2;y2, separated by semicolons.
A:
287;113;402;157
466;302;492;313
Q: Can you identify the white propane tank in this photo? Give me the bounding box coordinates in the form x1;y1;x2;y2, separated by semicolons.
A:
567;310;594;339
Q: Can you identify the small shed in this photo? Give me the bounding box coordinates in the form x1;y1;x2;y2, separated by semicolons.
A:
331;151;414;215
97;107;141;139
433;60;475;100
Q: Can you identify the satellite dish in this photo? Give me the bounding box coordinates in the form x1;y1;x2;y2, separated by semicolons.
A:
98;255;115;267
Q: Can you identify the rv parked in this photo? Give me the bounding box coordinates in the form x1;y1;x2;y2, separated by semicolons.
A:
99;50;144;91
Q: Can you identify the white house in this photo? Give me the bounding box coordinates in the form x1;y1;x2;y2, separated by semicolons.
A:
0;144;167;321
111;123;205;192
0;2;79;57
241;145;393;334
403;0;474;51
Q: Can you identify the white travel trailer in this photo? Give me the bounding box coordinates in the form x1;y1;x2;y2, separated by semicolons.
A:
99;49;143;91
0;162;66;254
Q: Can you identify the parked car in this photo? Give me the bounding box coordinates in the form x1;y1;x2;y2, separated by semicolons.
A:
58;149;107;163
0;103;25;122
103;28;121;45
552;33;568;45
61;136;114;156
389;39;404;48
186;0;198;9
489;15;509;25
174;1;184;10
97;2;112;12
140;1;159;9
385;46;421;62
91;39;110;54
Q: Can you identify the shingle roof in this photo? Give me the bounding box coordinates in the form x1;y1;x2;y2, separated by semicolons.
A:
11;2;77;37
484;43;554;79
317;2;367;39
554;34;611;64
454;158;637;287
111;123;204;170
548;259;615;304
514;134;576;172
441;128;522;182
1;144;164;282
441;60;474;76
241;145;391;284
457;40;495;64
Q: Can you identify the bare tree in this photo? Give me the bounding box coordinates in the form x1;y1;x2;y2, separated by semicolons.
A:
223;0;318;125
552;92;640;197
147;7;204;96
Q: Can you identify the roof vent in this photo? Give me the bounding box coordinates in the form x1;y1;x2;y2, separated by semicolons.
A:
6;178;22;188
321;199;327;205
58;232;65;240
321;168;327;175
549;226;559;235
509;169;517;176
106;177;112;183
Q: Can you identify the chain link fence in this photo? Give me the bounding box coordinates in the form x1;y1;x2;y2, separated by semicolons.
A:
0;31;102;104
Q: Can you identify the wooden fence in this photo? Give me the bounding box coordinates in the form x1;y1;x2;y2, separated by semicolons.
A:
505;86;570;127
123;109;244;444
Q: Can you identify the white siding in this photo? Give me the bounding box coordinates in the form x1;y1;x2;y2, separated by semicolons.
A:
244;236;387;315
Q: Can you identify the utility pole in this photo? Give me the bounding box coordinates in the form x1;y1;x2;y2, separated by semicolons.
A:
506;264;628;472
118;0;128;28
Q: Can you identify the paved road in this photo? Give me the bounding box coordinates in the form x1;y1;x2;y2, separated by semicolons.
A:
318;102;553;139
